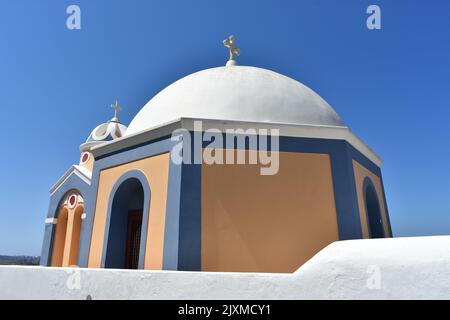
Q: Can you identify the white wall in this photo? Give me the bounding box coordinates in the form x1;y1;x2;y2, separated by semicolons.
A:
1;236;449;300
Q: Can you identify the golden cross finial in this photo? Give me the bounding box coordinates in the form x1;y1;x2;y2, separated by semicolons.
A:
111;101;122;120
223;35;240;61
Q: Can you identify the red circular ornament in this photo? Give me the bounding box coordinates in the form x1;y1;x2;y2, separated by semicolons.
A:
81;152;90;164
68;195;77;207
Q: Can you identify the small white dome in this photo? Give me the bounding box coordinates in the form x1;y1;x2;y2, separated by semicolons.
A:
88;121;127;142
80;119;127;151
126;66;344;136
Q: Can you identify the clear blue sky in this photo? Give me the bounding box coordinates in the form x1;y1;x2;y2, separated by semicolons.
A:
0;0;449;255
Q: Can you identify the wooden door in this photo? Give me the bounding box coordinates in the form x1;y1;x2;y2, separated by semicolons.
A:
124;210;143;269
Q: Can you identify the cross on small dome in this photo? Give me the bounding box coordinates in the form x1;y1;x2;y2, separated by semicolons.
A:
111;101;122;122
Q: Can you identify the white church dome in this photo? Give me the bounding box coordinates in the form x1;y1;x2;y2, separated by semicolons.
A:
125;66;344;136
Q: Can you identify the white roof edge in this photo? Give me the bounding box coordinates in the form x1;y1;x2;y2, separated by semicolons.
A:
49;165;92;195
90;118;184;158
90;117;383;167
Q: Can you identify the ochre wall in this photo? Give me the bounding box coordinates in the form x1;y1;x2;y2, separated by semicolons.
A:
68;206;83;266
51;208;68;267
51;203;84;267
201;150;339;273
353;160;390;238
87;152;170;270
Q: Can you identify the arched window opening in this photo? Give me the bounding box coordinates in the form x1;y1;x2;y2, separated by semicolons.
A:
364;179;384;238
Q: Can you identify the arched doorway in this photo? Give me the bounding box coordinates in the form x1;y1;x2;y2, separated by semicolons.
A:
364;178;384;238
104;178;145;269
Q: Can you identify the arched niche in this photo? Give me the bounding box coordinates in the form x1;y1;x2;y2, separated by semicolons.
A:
68;204;84;266
103;170;151;269
51;207;68;267
364;177;384;238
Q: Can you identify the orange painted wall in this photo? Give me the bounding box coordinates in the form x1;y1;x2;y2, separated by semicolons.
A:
68;206;84;266
51;202;84;267
353;160;390;238
88;152;170;270
51;208;68;267
201;150;339;273
61;204;84;267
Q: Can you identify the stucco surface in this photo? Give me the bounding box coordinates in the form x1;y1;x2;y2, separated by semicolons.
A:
201;151;339;273
88;152;170;269
2;236;450;299
126;66;344;136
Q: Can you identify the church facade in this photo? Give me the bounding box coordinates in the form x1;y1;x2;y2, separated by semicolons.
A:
40;39;391;273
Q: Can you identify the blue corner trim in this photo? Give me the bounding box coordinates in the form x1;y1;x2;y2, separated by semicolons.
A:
379;173;393;237
40;224;56;266
175;134;202;271
177;162;202;271
162;148;183;270
329;141;364;239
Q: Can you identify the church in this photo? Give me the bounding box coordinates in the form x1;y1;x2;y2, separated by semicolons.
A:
40;36;392;273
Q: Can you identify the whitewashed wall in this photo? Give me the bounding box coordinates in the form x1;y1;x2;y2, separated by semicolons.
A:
1;236;449;300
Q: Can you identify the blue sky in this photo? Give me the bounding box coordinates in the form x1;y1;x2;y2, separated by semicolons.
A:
0;0;449;255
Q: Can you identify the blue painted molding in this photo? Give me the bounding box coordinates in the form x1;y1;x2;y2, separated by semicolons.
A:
95;135;172;161
379;174;393;237
100;169;151;269
39;224;55;266
330;141;364;239
174;133;203;271
349;144;391;237
162;146;183;270
177;162;202;271
347;143;381;177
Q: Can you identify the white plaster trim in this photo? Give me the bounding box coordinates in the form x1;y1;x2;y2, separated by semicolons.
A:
49;165;92;195
1;236;449;299
91;118;182;158
45;218;57;224
74;165;92;180
91;117;383;167
67;194;78;209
